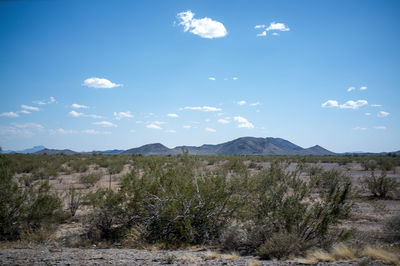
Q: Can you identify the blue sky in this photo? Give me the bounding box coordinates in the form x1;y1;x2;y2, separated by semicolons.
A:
0;0;399;153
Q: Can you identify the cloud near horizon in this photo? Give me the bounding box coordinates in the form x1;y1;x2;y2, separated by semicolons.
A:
234;116;254;128
177;10;227;39
114;111;133;120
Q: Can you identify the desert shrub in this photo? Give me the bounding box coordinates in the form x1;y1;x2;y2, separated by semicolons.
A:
65;186;82;217
79;171;102;187
256;231;307;259
0;154;62;240
363;171;398;198
68;158;89;173
223;158;248;175
383;214;400;242
361;159;377;171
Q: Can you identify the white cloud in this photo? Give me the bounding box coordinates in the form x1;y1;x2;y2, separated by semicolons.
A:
360;86;367;91
237;100;246;106
321;100;339;108
69;110;84;117
33;100;46;105
49;96;56;103
377;111;389;117
83;77;122;89
154;121;166;125
232;77;238;80
21;105;39;111
50;128;78;135
88;114;103;119
183;125;191;129
12;122;43;129
93;121;117;127
371;104;382;107
0;123;43;137
374;126;386;130
208;77;216;81
234;116;254;129
257;31;267;37
272;32;279;36
353;126;367;131
183;106;222;112
250;102;260;106
205;127;216;132
256;22;290;37
20;110;31;114
71;103;89;109
347;87;356;92
147;124;162;130
114;111;133;120
177;10;227;39
0;112;19;118
82;129;111;135
218;119;229;124
340;100;368;109
167;113;179;118
365;112;371;116
165;129;176;133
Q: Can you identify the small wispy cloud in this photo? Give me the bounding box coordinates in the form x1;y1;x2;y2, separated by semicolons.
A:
20;110;31;114
69;110;84;117
208;77;216;81
177;10;227;39
353;126;367;131
365;112;371;116
50;128;78;135
347;87;356;92
33;96;56;105
71;103;89;109
0;123;44;137
377;111;389;117
167;113;179;118
321;100;368;109
218;119;230;124
360;86;367;91
232;77;238;80
321;100;339;108
256;22;290;37
147;124;162;130
0;112;19;118
165;129;176;133
234;116;254;128
82;129;111;135
21;105;39;111
183;125;191;129
205;127;216;132
371;104;382;107
93;121;117;127
250;102;260;106
237;100;246;106
182;106;222;112
114;111;133;120
83;77;122;89
374;126;386;130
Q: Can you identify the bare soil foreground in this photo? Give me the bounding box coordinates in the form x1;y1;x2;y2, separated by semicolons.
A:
0;247;387;265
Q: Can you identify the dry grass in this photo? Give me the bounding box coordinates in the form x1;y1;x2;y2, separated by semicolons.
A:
204;250;220;259
221;251;240;260
246;260;261;266
306;249;335;262
331;243;356;260
362;246;400;265
177;254;200;261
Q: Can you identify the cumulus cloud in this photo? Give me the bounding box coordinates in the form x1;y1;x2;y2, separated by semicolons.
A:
0;112;19;118
360;86;367;91
83;77;122;89
182;106;222;112
256;22;290;37
69;110;84;117
93;121;117;127
21;105;39;111
218;119;229;124
71;103;88;109
177;10;227;39
377;111;389;117
114;111;133;120
321;100;339;108
50;128;78;135
347;87;356;92
340;100;368;109
167;113;179;118
82;129;111;135
205;127;216;132
234;116;254;129
147;124;162;130
208;77;216;81
33;97;56;105
237;100;246;106
374;126;386;130
321;100;368;109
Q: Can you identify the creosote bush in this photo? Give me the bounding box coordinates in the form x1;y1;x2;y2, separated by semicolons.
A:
363;171;398;198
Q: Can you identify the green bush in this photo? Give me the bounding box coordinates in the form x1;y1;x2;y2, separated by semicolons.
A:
363;171;398;198
79;171;103;187
383;214;400;242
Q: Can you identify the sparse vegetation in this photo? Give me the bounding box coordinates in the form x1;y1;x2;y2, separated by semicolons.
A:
363;170;398;198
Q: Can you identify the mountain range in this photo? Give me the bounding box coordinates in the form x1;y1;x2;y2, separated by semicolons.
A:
2;137;337;156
